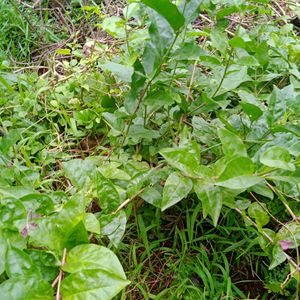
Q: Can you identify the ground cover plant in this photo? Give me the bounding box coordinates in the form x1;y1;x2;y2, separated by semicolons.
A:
0;0;300;299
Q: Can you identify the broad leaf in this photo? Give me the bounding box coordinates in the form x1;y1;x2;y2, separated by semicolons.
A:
161;172;193;211
178;0;203;24
29;194;86;252
218;156;254;181
63;221;89;250
218;128;247;158
143;89;175;107
248;202;270;231
101;62;134;83
61;269;129;300
141;0;185;32
96;172;121;213
215;65;251;96
63;158;97;190
63;244;127;279
160;142;201;176
99;211;127;247
216;175;263;190
260;146;295;171
124;59;146;114
0;276;53;300
194;182;222;226
142;11;174;76
269;245;287;270
84;213;100;234
5;245;37;278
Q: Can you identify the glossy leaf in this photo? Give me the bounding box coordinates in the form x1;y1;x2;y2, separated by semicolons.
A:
99;211;127;247
216;175;263;190
101;62;134;83
124;59;146;114
269;245;287;270
0;276;53;300
161;172;193;211
194;182;222;226
5;245;37;278
61;269;129;300
260;146;295;171
218;128;247;158
140;186;162;208
160;142;201;176
248;202;270;231
63;221;89;250
63;158;97;190
84;213;100;234
143;89;175;107
142;11;174;76
267;85;290;127
29;194;86;252
63;244;127;279
178;0;203;24
215;65;251;95
96;172;121;213
218;156;254;181
141;0;185;32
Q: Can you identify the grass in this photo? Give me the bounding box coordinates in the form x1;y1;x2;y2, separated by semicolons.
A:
115;200;276;299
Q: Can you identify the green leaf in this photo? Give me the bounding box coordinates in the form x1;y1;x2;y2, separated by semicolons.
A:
124;59;146;114
269;245;286;270
267;86;290;127
218;156;254;181
85;213;100;234
141;0;185;32
61;269;129;300
161;172;193;211
194;183;222;226
99;211;127;247
0;229;26;275
128;124;160;142
210;28;229;55
250;182;274;200
276;222;300;249
214;65;251;96
63;244;127;279
0;276;53;300
173;42;205;60
260;146;295;171
140;186;162;208
102;16;126;38
143;89;175;107
160;142;201;176
63;158;97;190
142;10;174;76
5;245;37;278
101;62;134;83
218;128;247;158
63;221;89;250
178;0;203;24
0;129;21;157
248;202;270;231
96;172;121;213
216;175;263;190
240;102;263;122
29;194;86;252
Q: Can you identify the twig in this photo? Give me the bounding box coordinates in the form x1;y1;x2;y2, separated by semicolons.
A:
186;60;198;103
199;14;234;36
113;188;146;214
54;248;67;300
